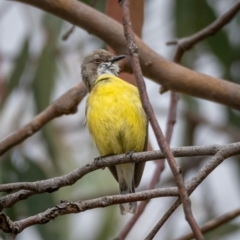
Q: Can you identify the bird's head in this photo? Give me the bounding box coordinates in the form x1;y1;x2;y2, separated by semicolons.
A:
81;49;125;92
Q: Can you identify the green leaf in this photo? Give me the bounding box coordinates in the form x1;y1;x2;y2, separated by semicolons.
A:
32;14;63;112
1;153;68;239
227;108;240;129
78;0;107;12
174;1;239;80
181;95;199;146
20;156;62;239
32;14;64;171
42;124;61;173
205;222;240;240
207;24;237;80
96;207;119;240
175;0;216;37
3;38;29;104
32;44;56;112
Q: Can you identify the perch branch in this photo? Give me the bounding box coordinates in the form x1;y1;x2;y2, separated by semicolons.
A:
1;143;239;210
1;143;239;235
145;142;240;239
118;72;178;240
119;0;202;238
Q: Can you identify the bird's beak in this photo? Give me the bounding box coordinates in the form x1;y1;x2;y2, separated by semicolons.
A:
109;55;126;63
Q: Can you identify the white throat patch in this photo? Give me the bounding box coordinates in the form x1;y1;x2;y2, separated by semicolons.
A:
97;62;120;76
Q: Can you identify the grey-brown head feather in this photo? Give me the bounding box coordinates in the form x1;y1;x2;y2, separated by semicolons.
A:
81;49;116;92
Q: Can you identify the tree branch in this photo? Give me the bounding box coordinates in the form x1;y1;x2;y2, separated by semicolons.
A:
162;1;240;93
1;143;239;210
145;2;240;238
0;188;178;235
145;142;240;239
119;0;202;238
118;46;179;240
1;143;239;236
0;82;87;156
12;0;240;111
2;1;240;238
167;1;240;61
176;208;240;240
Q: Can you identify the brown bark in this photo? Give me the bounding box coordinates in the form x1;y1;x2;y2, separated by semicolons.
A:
105;0;144;86
13;0;240;110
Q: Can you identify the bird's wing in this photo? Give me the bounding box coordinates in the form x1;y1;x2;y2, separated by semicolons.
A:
108;166;118;182
134;121;148;188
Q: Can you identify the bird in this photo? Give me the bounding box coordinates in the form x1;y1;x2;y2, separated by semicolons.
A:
81;49;148;215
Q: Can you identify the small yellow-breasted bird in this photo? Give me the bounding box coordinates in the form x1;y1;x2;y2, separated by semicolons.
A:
81;49;148;215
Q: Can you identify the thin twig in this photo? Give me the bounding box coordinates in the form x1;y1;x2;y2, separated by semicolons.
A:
0;145;220;208
0;82;87;156
162;1;240;93
0;188;178;234
118;82;178;239
166;1;240;53
147;1;240;238
62;25;75;41
119;0;203;238
1;143;239;236
176;207;240;240
1;143;239;210
11;234;17;240
61;0;100;40
165;92;179;143
145;143;240;239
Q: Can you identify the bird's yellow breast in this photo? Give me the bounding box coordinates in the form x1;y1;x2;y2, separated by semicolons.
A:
86;74;147;156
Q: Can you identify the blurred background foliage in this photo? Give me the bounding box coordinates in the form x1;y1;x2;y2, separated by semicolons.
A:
0;0;240;239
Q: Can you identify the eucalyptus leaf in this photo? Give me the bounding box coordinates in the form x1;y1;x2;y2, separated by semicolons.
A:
2;38;29;105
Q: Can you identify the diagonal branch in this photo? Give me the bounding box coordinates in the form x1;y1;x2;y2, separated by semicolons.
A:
118;78;178;240
0;145;215;209
119;0;203;238
12;0;240;110
146;2;240;238
176;207;240;240
0;82;87;156
1;143;239;236
167;1;240;63
162;1;240;92
1;143;239;210
145;142;240;239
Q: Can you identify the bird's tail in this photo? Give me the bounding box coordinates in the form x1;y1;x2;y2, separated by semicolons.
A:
119;195;138;215
116;163;138;215
119;177;138;215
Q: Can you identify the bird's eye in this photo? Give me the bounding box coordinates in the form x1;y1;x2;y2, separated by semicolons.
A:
94;59;101;63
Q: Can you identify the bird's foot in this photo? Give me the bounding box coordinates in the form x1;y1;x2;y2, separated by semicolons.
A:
125;151;134;159
94;156;102;163
94;156;105;170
